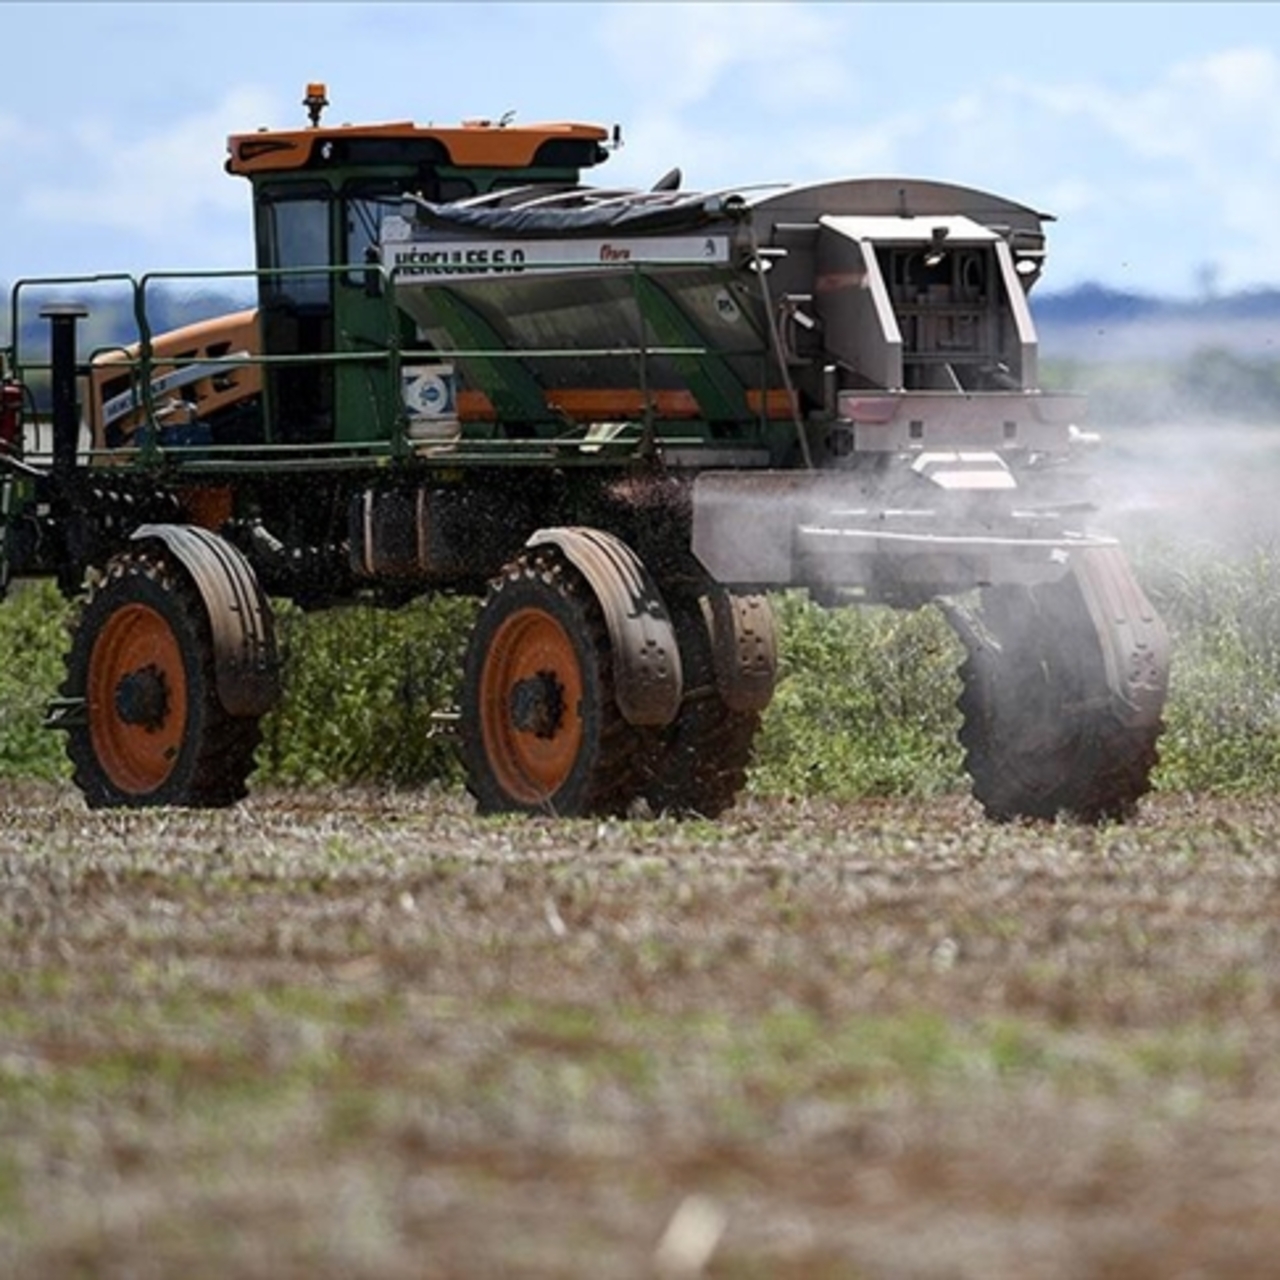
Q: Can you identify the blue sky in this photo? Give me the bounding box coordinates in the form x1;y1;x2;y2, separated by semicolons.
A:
2;1;1279;297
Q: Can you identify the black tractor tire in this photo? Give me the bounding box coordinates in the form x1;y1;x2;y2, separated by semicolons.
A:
636;590;767;819
954;576;1162;824
62;546;261;808
459;547;644;817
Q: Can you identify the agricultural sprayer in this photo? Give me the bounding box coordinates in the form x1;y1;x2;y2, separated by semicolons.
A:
0;86;1168;818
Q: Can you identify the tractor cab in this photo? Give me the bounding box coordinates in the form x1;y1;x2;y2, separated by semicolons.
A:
225;84;616;446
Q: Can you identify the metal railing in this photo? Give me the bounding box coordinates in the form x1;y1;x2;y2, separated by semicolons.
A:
4;253;784;471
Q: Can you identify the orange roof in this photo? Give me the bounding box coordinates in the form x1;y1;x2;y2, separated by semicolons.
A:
226;118;611;174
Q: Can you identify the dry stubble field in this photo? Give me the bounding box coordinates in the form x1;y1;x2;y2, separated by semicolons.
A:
3;781;1280;1279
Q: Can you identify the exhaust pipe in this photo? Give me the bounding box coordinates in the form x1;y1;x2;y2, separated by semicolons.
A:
40;303;88;480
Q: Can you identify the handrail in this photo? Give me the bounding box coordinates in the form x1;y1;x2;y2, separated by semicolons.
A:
7;252;781;461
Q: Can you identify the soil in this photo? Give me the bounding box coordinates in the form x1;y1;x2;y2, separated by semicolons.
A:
3;781;1280;1279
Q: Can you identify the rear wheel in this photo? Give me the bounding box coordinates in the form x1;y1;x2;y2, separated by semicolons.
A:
954;573;1162;823
459;549;643;816
636;590;770;818
63;547;261;808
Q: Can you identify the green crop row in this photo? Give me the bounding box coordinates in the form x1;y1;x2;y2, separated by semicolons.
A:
4;542;1280;801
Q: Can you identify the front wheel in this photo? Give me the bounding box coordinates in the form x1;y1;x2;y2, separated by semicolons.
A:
459;549;643;816
62;547;262;808
952;562;1166;824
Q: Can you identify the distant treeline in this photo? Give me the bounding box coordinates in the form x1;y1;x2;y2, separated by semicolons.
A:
1;282;253;363
1034;281;1280;325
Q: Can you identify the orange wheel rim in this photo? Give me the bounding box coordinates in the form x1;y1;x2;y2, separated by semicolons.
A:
479;606;584;804
87;603;188;795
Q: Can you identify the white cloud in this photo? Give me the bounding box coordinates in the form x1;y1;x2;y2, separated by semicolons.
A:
20;86;282;270
592;2;1280;291
782;44;1280;291
1016;46;1280;168
0;111;49;159
1181;46;1280;108
593;0;859;189
598;1;853;113
1036;177;1099;219
9;10;1280;296
995;48;1280;287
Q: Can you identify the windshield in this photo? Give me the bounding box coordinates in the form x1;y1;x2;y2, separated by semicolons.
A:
258;187;331;309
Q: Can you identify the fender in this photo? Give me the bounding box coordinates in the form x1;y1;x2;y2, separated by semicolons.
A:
703;589;779;713
1068;545;1170;730
131;523;281;718
526;526;682;727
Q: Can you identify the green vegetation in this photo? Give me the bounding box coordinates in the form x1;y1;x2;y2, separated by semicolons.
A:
1043;347;1280;425
748;593;965;800
0;579;71;782
0;585;474;789
6;537;1280;799
258;596;476;788
1144;548;1280;793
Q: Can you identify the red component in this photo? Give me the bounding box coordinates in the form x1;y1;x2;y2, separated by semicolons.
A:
0;380;23;453
842;395;899;425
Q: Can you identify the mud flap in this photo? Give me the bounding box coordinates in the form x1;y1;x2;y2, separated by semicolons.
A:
131;523;280;717
1068;545;1169;731
703;590;778;713
526;527;682;727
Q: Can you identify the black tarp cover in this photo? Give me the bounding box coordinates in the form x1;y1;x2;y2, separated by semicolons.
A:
405;193;746;239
